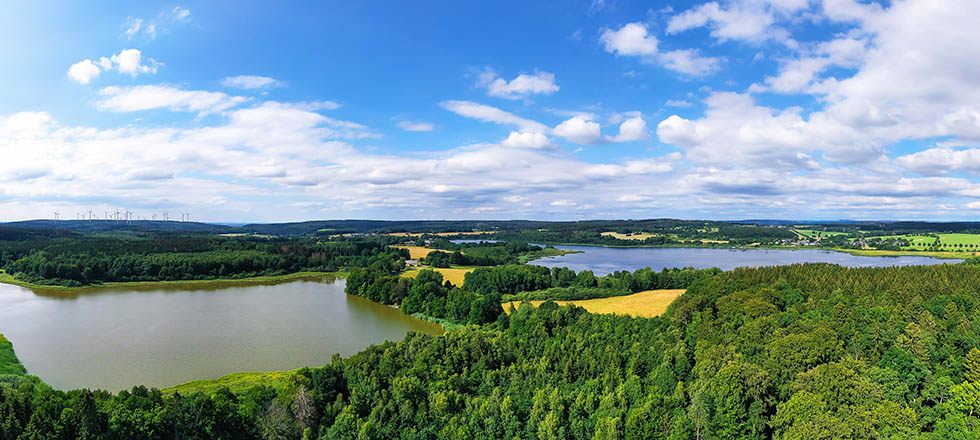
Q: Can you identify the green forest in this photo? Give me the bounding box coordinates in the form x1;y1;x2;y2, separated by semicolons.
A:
4;262;980;438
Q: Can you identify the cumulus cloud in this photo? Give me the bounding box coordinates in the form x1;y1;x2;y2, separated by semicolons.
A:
657;92;859;168
610;116;650;142
600;22;722;76
221;75;282;89
553;115;603;144
500;131;553;149
67;49;160;84
479;69;559;99
601;22;658;56
67;60;102;84
896;148;980;176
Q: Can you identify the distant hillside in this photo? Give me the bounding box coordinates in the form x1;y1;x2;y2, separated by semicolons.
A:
1;220;233;234
7;218;980;237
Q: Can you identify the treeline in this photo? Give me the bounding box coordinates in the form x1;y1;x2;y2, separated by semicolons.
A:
0;234;406;286
419;241;551;267
7;263;980;438
492;222;798;247
463;264;721;299
345;268;502;326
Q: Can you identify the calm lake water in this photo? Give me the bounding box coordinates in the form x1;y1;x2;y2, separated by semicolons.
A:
532;246;960;275
0;277;442;391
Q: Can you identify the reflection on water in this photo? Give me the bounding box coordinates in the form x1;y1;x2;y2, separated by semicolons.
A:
532;245;960;276
0;278;441;391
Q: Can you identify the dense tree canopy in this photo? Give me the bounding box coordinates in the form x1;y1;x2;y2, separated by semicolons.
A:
5;262;980;438
0;234;406;286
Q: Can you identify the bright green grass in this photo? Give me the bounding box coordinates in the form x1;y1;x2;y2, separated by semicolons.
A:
794;229;849;239
936;233;980;246
163;370;300;395
0;270;340;292
867;233;980;252
0;333;27;376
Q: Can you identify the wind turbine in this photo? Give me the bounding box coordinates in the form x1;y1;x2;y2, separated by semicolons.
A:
54;212;60;221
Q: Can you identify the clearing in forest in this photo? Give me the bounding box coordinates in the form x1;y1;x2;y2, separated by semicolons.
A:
394;245;436;259
402;267;474;287
504;289;685;318
600;231;657;240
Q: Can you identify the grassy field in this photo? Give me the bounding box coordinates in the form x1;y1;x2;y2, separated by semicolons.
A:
0;270;339;292
504;289;685;318
864;233;980;252
794;229;849;239
394;245;437;259
163;370;300;395
402;267;474;287
0;333;26;376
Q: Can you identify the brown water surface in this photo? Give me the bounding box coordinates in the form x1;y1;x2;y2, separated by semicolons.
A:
0;277;442;391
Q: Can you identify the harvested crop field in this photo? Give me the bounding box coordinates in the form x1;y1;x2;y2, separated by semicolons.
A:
401;267;474;287
600;231;657;240
504;289;685;318
394;245;437;259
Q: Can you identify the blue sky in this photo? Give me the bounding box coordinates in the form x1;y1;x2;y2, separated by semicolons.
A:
2;0;980;222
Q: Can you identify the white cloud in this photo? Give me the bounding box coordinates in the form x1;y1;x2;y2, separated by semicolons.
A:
440;100;549;132
600;22;658;56
221;75;282;89
123;6;190;39
67;49;160;84
666;0;809;45
171;7;191;21
500;131;553;149
397;121;435;132
896;148;980;176
124;18;144;38
821;0;882;23
600;22;722;76
610;116;650;142
665;99;693;108
657;91;862;168
67;60;102;85
554;115;603;144
112;49;159;75
659;49;722;76
97;85;248;115
480;70;560;100
760;36;868;93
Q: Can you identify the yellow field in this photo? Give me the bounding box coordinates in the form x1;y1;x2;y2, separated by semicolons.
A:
402;267;474;287
504;289;685;318
600;231;657;240
394;245;436;259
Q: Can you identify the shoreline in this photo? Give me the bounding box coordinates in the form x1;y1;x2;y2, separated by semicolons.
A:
832;248;968;260
520;242;969;260
0;270;343;293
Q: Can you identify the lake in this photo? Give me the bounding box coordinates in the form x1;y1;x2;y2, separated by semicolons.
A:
0;276;442;391
532;246;960;275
